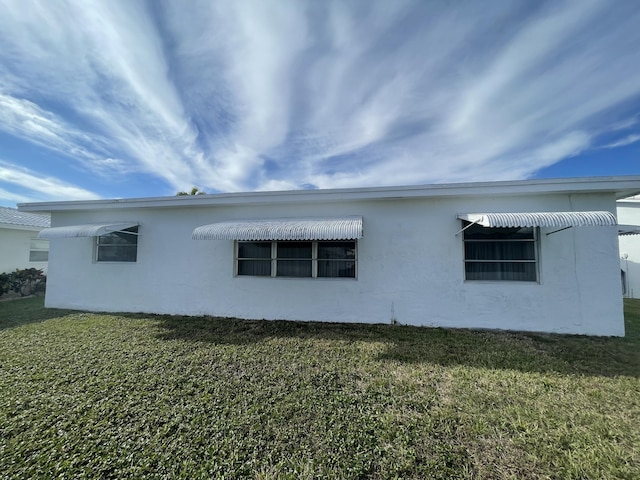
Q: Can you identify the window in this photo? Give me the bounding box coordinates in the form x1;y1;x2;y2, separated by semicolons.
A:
29;238;49;262
237;241;356;278
95;226;138;262
463;222;537;282
237;242;271;276
317;241;357;278
276;242;313;277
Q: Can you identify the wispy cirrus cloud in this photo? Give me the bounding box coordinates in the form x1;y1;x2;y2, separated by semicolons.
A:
0;0;203;190
0;161;99;203
602;134;640;150
0;93;123;172
0;187;31;205
0;0;638;204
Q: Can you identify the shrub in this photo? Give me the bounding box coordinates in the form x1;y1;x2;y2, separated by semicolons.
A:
0;268;46;297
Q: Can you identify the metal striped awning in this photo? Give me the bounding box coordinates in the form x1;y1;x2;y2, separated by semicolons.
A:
456;211;617;228
192;217;363;241
618;225;640;236
38;222;139;239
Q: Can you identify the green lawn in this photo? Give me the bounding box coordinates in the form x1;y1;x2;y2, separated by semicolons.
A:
1;297;639;479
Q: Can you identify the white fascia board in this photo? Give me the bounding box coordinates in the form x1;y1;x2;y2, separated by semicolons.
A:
17;176;640;213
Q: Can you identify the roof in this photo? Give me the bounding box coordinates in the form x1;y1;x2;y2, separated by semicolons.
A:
0;206;50;229
618;225;640;236
618;195;640;205
18;176;640;213
192;217;363;241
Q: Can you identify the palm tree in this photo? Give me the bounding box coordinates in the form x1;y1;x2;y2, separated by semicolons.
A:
176;187;206;196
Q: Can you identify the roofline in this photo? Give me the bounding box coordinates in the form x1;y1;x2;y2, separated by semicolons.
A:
617;195;640;204
18;176;640;213
0;223;43;232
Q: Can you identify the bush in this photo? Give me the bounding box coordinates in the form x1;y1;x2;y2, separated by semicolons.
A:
0;268;46;297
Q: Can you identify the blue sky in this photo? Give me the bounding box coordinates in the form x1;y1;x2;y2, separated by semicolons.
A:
1;0;639;207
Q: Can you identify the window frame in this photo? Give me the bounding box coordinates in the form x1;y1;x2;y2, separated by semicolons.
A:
29;238;49;262
235;240;357;279
462;222;539;283
94;226;139;263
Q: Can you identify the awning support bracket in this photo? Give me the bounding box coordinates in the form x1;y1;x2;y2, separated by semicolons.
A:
546;226;573;236
454;219;481;236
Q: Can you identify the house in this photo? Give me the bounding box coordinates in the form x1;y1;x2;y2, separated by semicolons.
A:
18;176;640;336
617;196;640;298
0;206;50;274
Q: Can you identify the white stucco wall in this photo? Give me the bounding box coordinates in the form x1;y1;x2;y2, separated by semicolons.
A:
0;227;48;274
43;192;624;336
618;200;640;299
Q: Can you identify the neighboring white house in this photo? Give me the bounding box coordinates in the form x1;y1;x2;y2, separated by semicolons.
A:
617;196;640;298
19;176;640;336
0;206;50;274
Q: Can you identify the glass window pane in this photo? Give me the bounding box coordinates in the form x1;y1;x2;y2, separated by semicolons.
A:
96;227;138;262
464;224;534;240
238;242;271;259
318;260;355;278
97;246;137;262
463;223;537;282
98;227;138;246
97;235;135;245
29;251;49;262
465;262;536;281
276;260;312;277
465;241;535;260
30;239;49;250
235;240;357;279
277;242;312;259
238;259;271;276
317;242;356;259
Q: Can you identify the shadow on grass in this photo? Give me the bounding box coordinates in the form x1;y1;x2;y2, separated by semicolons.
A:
5;298;638;378
0;296;76;330
152;300;640;378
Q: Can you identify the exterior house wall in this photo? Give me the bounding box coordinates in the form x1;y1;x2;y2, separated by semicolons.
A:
0;227;48;274
618;199;640;298
43;191;623;336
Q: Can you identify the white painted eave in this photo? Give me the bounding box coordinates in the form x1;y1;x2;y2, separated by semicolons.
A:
18;176;640;213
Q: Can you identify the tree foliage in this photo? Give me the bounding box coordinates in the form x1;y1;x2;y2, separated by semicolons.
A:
176;187;206;196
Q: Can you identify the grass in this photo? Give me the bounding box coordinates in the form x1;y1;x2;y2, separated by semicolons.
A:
0;298;639;479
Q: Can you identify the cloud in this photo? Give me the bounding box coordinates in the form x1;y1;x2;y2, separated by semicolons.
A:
0;0;638;198
602;134;640;150
608;117;639;132
0;93;122;172
0;0;204;190
0;161;100;202
0;187;31;204
156;0;640;190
